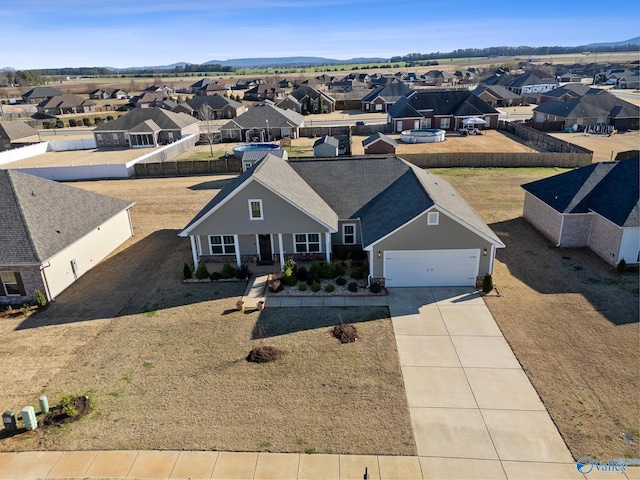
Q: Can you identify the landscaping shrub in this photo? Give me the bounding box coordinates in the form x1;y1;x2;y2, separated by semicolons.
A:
332;324;358;343
220;263;235;279
369;283;382;294
42;121;52;129
94;116;103;125
298;283;307;292
55;119;64;128
482;273;494;293
311;281;321;292
617;259;627;274
325;283;335;293
334;245;348;261
195;262;210;280
82;117;91;127
309;261;321;277
336;277;347;286
68;118;77;127
348;282;358;292
295;266;308;282
106;115;114;121
320;262;336;279
333;262;346;277
35;290;47;309
284;258;297;274
183;263;192;280
350;266;365;280
210;271;222;280
283;271;297;286
235;264;252;279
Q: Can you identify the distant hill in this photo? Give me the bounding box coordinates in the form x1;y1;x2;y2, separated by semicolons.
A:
203;57;389;68
585;37;640;48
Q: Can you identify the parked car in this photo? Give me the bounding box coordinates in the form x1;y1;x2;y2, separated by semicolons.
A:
355;121;365;126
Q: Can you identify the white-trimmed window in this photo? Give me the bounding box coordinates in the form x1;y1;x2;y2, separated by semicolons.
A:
342;224;356;244
294;233;321;253
440;118;450;129
248;199;263;220
0;271;22;296
427;211;440;225
210;235;236;254
96;133;103;145
243;162;253;172
112;133;118;142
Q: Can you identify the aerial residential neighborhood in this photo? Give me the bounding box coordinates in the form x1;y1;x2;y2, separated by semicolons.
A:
0;3;638;478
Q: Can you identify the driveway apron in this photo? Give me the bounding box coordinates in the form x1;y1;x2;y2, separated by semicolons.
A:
388;287;580;480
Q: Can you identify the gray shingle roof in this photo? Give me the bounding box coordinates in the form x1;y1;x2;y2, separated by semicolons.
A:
362;132;397;148
94;108;198;132
533;92;639;120
22;86;64;100
522;157;639;227
221;103;304;130
313;135;339;148
241;149;287;161
0;122;40;142
0;170;133;265
187;95;242;111
181;156;504;248
361;83;413;103
388;90;498;119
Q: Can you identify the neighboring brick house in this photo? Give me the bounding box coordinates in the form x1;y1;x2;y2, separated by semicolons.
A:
387;90;499;133
129;92;166;108
187;95;246;120
92;108;199;149
362;132;397;155
0;122;40;151
21;86;64;104
472;85;522;108
522;157;639;266
361;83;413;112
285;85;336;114
243;84;285;102
37;94;96;115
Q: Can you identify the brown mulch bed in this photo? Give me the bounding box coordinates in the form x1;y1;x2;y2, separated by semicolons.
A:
41;396;91;428
246;346;284;363
332;324;358;343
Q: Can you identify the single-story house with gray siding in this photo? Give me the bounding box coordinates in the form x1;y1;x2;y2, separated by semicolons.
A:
180;155;505;287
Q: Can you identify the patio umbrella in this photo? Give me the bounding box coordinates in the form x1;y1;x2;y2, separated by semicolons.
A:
462;117;488;126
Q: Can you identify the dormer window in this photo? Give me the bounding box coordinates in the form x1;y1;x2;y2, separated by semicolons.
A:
249;199;263;220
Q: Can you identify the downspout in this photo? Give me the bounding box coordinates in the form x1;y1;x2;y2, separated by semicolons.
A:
39;262;52;302
556;215;565;247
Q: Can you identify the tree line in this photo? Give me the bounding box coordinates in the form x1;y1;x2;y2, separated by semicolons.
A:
389;44;640;63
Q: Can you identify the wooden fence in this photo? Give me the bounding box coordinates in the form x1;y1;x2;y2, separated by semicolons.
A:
499;121;592;155
134;158;242;177
399;152;592;168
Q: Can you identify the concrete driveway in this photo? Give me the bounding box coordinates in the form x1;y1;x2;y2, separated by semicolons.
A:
388;287;583;480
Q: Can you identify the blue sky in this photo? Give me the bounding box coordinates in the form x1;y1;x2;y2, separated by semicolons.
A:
1;0;638;69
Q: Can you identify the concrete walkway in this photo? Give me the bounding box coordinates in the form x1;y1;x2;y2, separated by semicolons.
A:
1;286;606;479
389;287;586;480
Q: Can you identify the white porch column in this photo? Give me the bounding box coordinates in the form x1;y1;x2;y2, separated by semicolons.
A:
189;236;199;269
325;232;332;263
234;235;241;268
278;233;284;271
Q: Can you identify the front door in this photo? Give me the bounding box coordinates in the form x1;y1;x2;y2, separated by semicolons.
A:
258;234;273;264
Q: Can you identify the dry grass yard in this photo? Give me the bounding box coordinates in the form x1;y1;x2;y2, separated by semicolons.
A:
548;129;640;162
0;162;638;459
0;176;415;455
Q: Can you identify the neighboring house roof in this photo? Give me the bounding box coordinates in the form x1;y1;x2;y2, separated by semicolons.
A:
533;92;640;120
22;86;64;100
362;132;398;148
190;78;214;89
221;103;304;130
313;135;339;148
388;90;498;118
0;122;40;143
241;149;287;161
187;95;242;111
290;85;336;103
522;157;639;228
508;72;557;88
361;83;413;103
130;92;166;105
473;84;522;100
0;170;134;265
129;119;162;133
38;94;96;110
541;83;596;99
93;108;199;132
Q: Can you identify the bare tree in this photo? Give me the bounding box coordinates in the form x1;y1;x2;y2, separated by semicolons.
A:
197;104;219;158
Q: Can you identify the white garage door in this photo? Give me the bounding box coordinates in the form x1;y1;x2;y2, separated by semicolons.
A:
384;249;480;287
